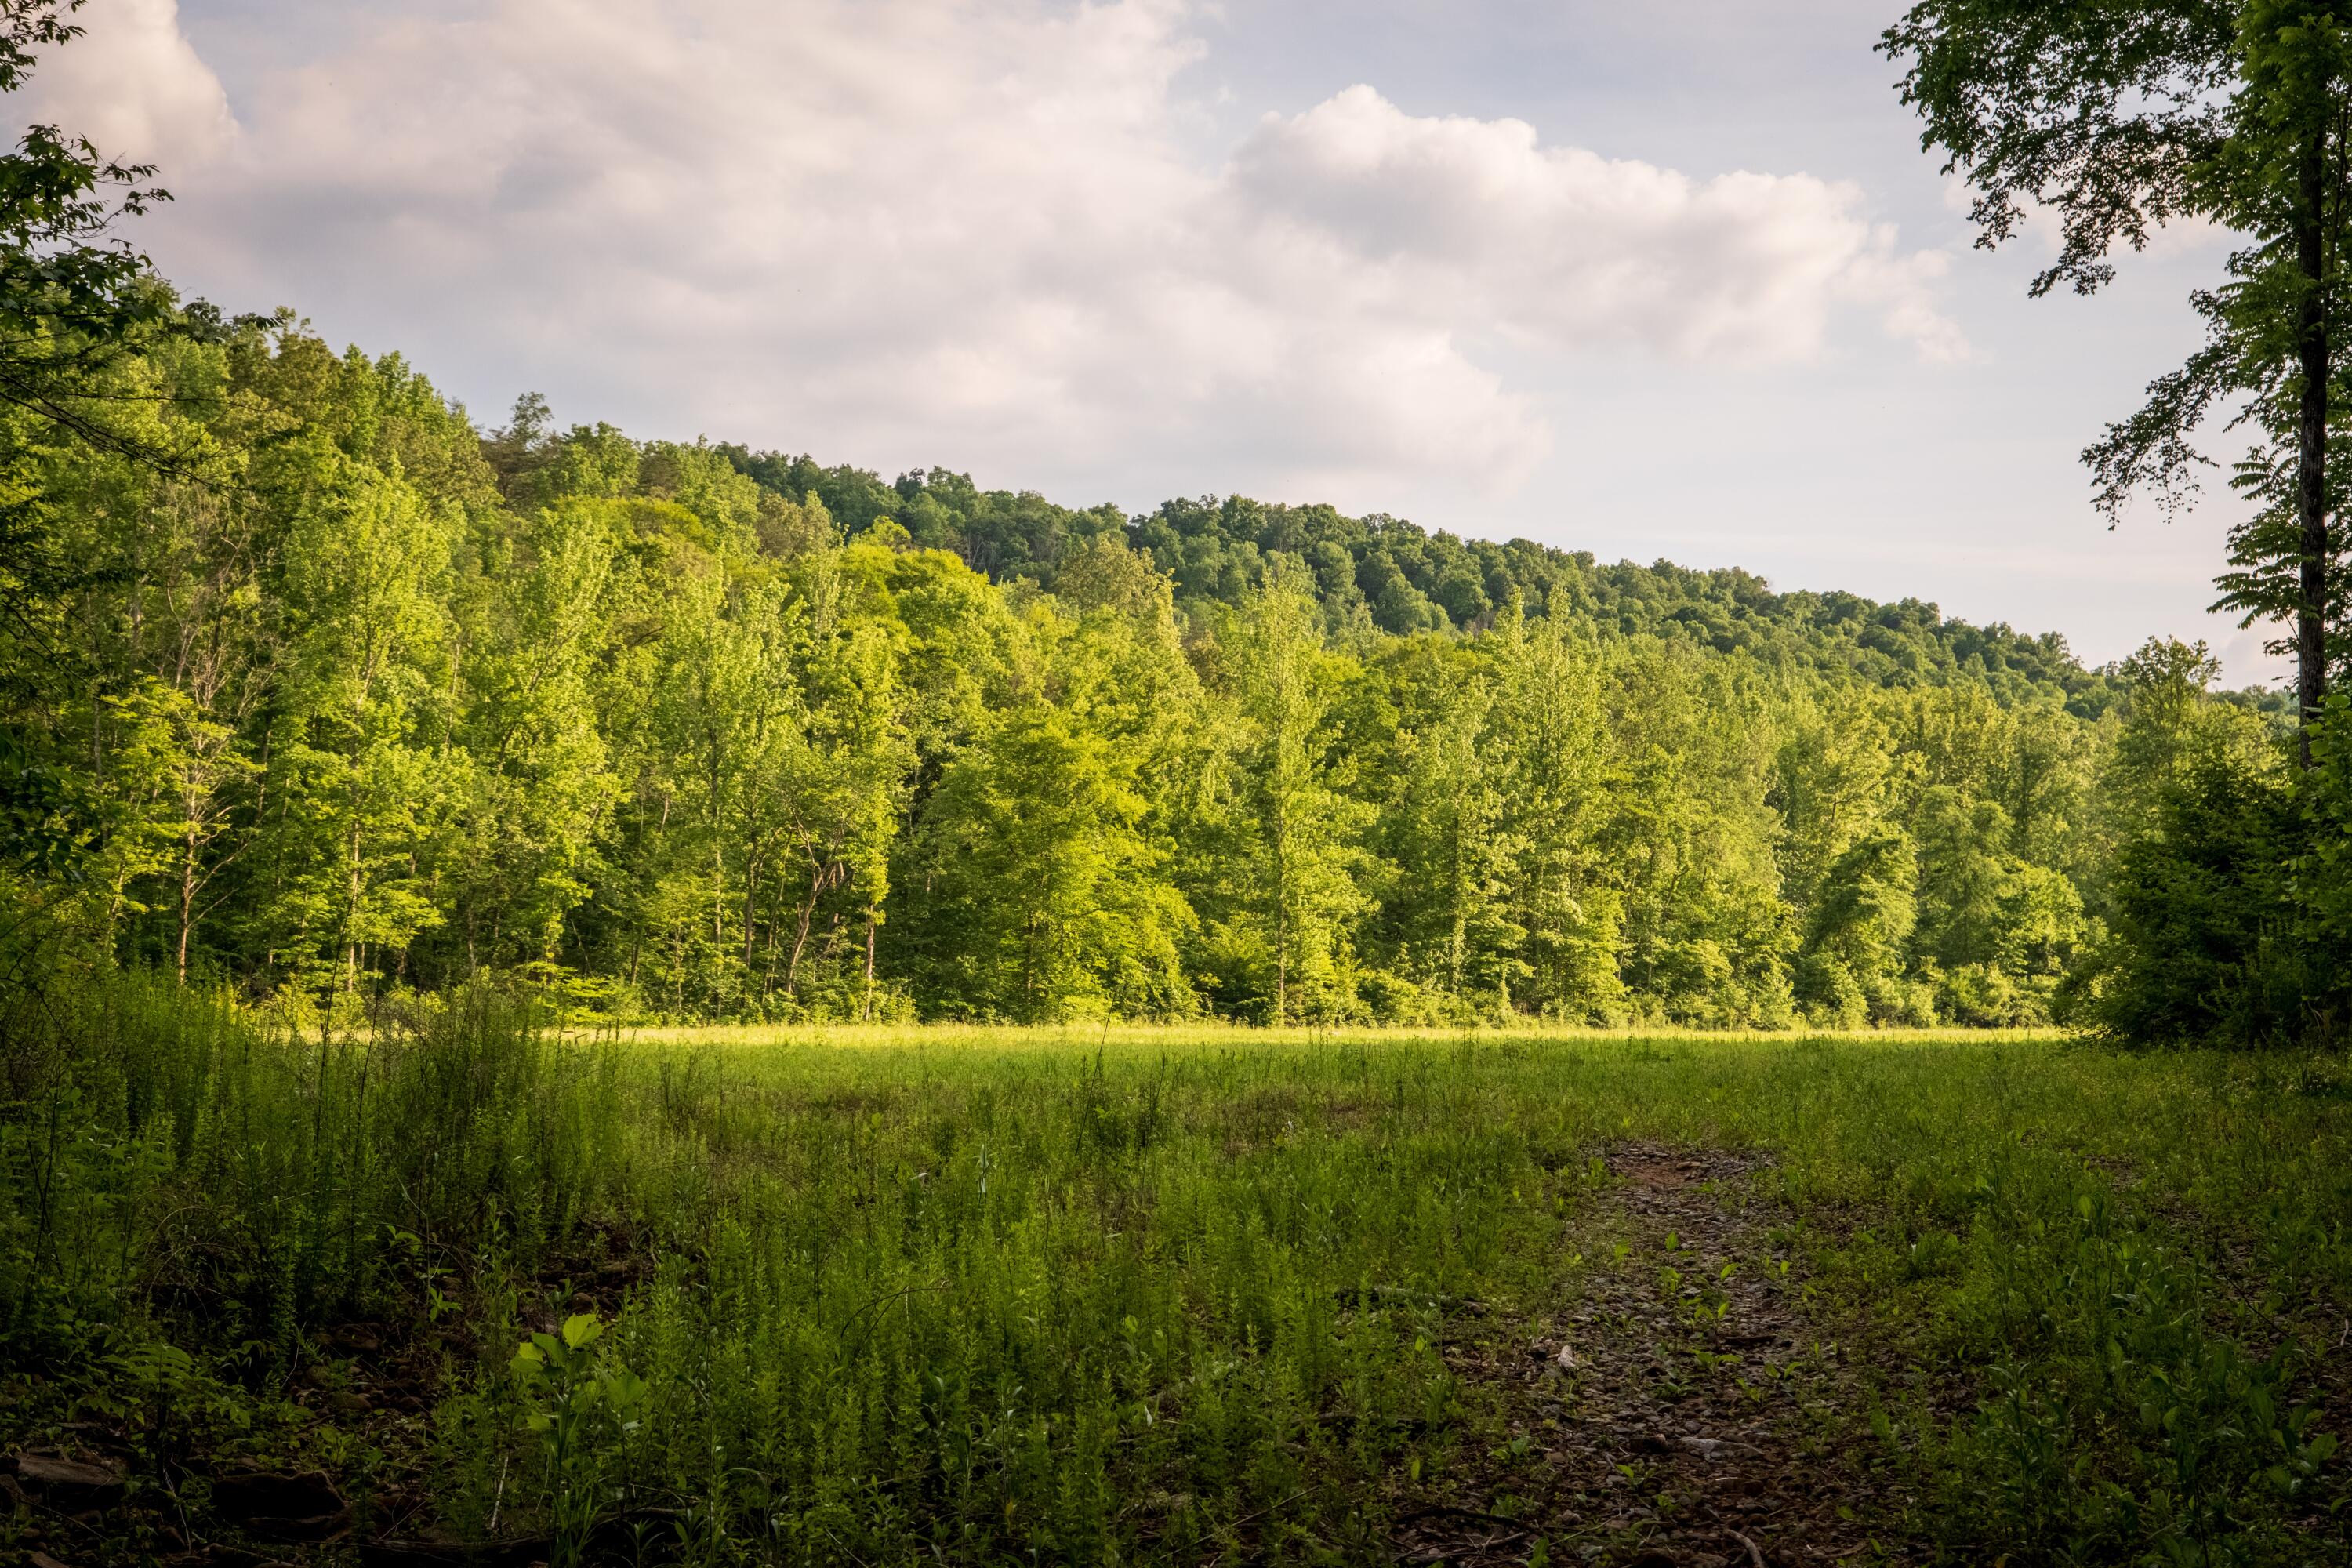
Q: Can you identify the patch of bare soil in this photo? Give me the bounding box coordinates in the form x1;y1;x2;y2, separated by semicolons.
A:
1392;1144;1902;1568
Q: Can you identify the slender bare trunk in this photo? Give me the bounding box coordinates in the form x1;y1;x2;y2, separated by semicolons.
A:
1272;778;1288;1027
742;850;761;966
345;821;363;993
176;828;198;982
782;866;823;996
861;906;877;1022
1448;808;1468;993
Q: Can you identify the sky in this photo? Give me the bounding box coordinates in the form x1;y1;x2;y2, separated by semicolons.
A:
39;0;2288;683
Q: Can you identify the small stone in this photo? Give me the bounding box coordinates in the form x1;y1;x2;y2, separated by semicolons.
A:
14;1454;126;1508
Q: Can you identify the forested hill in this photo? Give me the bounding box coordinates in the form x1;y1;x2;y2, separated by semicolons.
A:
13;332;2306;1033
717;446;2119;715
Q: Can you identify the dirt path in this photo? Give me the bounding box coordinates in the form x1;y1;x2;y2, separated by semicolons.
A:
1394;1145;1900;1568
9;1148;1899;1568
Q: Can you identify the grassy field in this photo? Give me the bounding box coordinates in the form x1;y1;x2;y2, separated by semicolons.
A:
2;984;2346;1566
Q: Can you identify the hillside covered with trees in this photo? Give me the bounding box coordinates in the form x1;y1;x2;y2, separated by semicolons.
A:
723;438;2134;713
5;321;2326;1034
2;7;2350;1565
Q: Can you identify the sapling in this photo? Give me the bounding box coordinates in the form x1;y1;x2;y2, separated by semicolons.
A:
510;1312;651;1566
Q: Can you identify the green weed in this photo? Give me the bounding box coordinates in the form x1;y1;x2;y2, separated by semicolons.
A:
0;975;2344;1563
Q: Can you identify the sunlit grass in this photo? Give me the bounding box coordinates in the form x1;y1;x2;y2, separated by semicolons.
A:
603;1019;2074;1049
4;979;2342;1565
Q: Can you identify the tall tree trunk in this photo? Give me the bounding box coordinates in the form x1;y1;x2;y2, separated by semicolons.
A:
177;826;198;983
2297;124;2332;765
782;864;824;997
346;821;364;993
862;905;877;1022
742;848;761;966
1272;794;1288;1028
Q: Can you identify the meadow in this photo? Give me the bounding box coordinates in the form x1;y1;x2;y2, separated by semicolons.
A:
2;979;2346;1566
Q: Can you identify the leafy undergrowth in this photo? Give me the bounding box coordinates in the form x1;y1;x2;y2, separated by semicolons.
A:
2;976;2347;1565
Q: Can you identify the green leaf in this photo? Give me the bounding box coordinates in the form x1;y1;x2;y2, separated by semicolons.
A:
603;1363;649;1416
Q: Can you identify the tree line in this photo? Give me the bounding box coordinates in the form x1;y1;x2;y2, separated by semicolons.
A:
0;319;2332;1036
0;0;2348;1041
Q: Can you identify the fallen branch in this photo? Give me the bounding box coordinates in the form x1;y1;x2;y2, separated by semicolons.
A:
1395;1501;1525;1529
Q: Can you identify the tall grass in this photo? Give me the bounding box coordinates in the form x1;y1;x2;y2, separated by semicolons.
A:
2;972;2344;1564
0;973;626;1368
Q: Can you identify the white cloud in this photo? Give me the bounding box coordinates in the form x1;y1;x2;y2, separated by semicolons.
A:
26;0;233;164
39;0;1962;499
1232;87;1965;365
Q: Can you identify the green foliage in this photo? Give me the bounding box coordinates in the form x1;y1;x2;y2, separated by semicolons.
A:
0;326;2273;1029
728;458;2123;713
2097;747;2310;1043
0;1;194;489
1882;0;2352;742
0;0;2342;1054
2303;695;2352;975
510;1311;650;1565
898;702;1192;1019
1202;567;1376;1023
2078;640;2348;1044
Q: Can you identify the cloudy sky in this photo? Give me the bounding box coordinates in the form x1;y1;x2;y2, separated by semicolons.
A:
40;0;2281;681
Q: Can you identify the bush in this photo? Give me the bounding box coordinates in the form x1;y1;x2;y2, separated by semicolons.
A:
1936;962;2023;1027
1796;954;1868;1029
0;960;608;1374
2089;750;2325;1046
